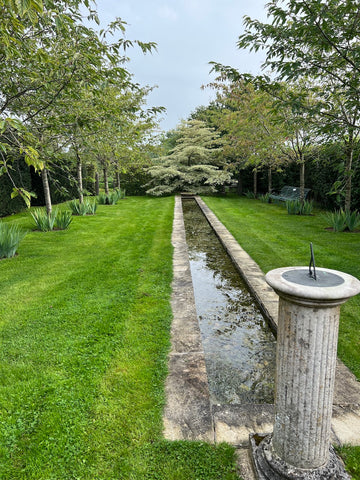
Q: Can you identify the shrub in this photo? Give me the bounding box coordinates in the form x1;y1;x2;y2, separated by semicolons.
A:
324;210;347;232
54;210;72;230
0;222;27;258
31;208;57;231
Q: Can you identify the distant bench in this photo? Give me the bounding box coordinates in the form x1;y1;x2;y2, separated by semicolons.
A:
269;186;311;203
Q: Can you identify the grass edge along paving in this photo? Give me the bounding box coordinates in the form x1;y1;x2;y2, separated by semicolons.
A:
202;195;360;480
0;196;238;480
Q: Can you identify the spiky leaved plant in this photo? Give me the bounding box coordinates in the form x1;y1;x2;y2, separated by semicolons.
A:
0;222;27;258
31;208;57;231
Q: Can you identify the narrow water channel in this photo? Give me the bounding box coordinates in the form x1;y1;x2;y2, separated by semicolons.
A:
182;199;276;405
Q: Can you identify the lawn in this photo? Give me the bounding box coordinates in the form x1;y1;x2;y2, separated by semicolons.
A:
202;195;360;480
0;196;238;480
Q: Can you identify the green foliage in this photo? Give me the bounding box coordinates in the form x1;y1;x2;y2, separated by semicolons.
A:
54;210;72;230
345;211;360;232
259;193;270;203
31;208;57;231
84;198;97;215
146;120;231;196
244;191;256;199
324;209;360;232
286;200;301;215
69;198;97;216
0;0;161;213
69;199;87;216
336;445;360;480
0;222;27;258
0;157;32;216
120;167;151;195
286;200;313;216
97;189;124;205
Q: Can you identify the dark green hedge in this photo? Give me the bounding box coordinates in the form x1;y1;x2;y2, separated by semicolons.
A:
0;158;32;217
244;142;360;210
120;166;151;196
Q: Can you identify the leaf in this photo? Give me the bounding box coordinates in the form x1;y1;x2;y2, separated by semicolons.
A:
11;188;36;208
21;146;44;172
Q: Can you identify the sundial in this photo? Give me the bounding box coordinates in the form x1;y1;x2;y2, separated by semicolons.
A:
281;243;344;288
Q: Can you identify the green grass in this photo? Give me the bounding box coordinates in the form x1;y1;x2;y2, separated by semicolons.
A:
337;445;360;480
0;197;238;480
202;195;360;479
202;195;360;378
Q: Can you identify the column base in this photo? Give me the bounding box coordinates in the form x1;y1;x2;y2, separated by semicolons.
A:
250;434;350;480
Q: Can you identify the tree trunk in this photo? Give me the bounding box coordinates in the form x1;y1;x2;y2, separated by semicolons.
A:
95;171;100;196
344;137;354;212
116;171;121;189
236;170;243;196
87;164;95;195
253;168;257;198
77;154;83;204
41;168;52;215
103;166;109;194
299;153;305;203
268;166;272;194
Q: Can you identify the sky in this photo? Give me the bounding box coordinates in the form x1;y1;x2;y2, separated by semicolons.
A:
94;0;268;132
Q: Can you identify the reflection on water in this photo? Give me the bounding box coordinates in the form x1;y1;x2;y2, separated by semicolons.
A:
182;199;275;404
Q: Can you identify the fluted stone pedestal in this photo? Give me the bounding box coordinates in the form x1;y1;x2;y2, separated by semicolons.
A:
251;267;360;480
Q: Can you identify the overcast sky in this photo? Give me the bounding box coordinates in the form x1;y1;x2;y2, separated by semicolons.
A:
94;0;268;132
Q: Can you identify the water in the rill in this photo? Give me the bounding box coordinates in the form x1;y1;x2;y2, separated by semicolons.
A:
182;199;276;405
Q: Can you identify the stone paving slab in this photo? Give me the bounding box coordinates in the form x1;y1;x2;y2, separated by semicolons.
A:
213;404;274;447
164;195;360;471
164;352;214;442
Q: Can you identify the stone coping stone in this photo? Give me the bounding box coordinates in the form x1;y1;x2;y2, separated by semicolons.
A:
163;195;360;453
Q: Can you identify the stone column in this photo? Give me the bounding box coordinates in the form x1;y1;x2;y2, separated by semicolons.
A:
252;266;360;480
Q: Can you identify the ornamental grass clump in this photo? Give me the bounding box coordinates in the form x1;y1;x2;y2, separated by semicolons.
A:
286;200;313;215
54;210;72;230
69;198;97;215
31;208;57;231
84;198;97;214
324;209;360;232
0;222;27;258
345;210;360;232
97;189;125;205
259;193;270;203
69;199;87;216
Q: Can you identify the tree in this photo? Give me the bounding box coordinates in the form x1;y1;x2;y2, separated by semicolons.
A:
146;119;231;196
236;0;360;209
203;78;287;196
1;0;158;210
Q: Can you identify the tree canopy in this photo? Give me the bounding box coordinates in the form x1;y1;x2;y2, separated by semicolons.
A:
146;119;231;196
1;0;162;209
